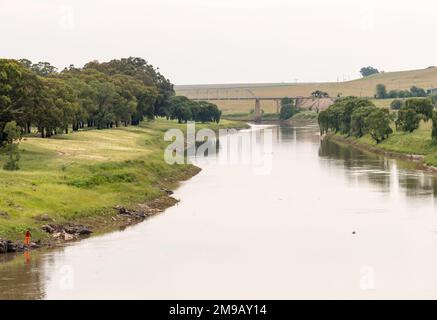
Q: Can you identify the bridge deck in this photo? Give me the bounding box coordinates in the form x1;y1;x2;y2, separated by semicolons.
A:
191;96;321;101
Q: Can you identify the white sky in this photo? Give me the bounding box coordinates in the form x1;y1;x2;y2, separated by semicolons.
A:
1;0;436;84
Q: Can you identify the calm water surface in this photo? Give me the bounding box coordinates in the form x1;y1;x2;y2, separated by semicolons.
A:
2;123;437;299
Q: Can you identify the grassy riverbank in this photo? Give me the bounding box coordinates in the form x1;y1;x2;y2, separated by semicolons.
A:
223;110;318;123
327;120;437;167
0;119;248;242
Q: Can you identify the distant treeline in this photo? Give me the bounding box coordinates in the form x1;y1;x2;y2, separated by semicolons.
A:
318;96;437;144
0;57;221;143
167;96;221;124
375;84;435;99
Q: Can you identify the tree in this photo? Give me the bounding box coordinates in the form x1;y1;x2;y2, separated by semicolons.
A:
279;97;297;120
173;104;192;123
2;121;22;170
0;56;219;148
31;62;58;77
0;59;34;142
318;110;329;135
339;97;375;134
83;57;174;118
18;58;32;69
318;97;388;140
396;106;420;132
390;99;403;110
365;109;392;143
375;84;387;99
398;90;411;98
432;110;437;144
167;96;221;124
360;67;379;77
405;98;434;121
410;86;427;98
350;106;375;137
430;94;437;107
311;90;329;98
195;101;221;123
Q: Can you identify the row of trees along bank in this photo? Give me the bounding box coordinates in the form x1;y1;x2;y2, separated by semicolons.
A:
318;96;437;144
0;57;221;170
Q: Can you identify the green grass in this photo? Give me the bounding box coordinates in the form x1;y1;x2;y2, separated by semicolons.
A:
290;111;318;121
334;120;437;166
223;112;279;121
370;98;393;109
0;118;247;241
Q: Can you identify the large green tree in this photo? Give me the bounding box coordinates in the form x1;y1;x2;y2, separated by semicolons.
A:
365;109;393;143
396;106;421;133
405;98;433;121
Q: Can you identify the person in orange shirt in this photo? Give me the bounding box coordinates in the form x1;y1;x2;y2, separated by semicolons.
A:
24;230;31;246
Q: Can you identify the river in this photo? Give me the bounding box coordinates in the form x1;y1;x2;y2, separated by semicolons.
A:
2;123;437;299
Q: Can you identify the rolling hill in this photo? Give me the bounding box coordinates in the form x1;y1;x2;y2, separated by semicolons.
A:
176;67;437;114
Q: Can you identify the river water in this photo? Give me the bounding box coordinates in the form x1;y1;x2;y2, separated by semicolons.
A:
2;123;437;299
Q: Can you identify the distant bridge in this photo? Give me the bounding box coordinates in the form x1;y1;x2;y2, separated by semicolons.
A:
188;89;335;122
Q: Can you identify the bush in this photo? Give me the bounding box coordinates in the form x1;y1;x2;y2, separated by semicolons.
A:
390;99;403;110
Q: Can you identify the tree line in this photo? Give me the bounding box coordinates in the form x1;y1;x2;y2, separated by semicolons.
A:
165;96;221;124
375;84;432;99
0;57;222;142
0;57;222;170
318;96;437;144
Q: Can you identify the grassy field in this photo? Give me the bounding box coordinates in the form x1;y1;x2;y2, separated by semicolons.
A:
176;67;437;113
223;110;318;123
0;119;248;241
288;111;318;122
223;112;279;121
331;120;437;167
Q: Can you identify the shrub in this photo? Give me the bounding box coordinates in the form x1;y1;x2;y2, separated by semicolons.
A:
390;99;403;110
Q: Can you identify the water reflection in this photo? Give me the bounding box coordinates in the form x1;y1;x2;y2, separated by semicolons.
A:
0;251;45;300
319;137;437;200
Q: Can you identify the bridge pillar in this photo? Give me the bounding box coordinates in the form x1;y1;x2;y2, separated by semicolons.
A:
254;99;261;122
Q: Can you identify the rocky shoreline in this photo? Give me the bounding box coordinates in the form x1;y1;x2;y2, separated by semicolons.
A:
0;239;40;254
0;178;195;255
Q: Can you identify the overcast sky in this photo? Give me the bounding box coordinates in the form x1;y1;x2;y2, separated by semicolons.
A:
1;0;436;84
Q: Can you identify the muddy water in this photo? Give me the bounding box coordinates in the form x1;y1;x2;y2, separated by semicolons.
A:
2;123;437;299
